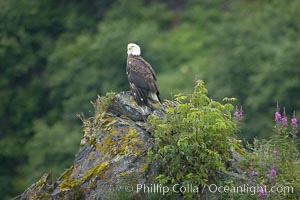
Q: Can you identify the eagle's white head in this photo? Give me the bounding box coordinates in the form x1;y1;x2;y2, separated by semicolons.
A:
127;43;141;56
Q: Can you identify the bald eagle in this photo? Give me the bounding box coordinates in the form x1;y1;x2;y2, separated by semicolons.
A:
126;43;161;110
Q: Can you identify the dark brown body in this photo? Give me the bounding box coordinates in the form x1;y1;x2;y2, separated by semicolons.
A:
126;54;160;107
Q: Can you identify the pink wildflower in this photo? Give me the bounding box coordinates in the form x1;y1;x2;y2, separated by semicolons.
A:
291;111;298;129
281;107;288;127
270;167;277;177
275;102;281;122
258;186;266;198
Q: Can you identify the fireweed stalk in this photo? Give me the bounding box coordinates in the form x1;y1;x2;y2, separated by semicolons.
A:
269;146;278;184
291;111;298;138
274;103;298;137
275;102;281;129
281;107;288;128
242;103;298;199
255;103;298;198
234;106;243;121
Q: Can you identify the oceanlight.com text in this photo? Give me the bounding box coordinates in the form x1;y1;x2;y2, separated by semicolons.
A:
204;183;293;196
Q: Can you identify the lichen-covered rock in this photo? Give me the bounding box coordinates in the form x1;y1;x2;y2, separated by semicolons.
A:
14;91;163;200
14;174;53;200
14;91;246;200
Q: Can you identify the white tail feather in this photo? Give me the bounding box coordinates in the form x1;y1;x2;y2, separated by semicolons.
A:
151;93;160;103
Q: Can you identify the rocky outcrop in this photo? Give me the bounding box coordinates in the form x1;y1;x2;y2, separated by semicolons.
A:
14;91;246;200
14;91;164;200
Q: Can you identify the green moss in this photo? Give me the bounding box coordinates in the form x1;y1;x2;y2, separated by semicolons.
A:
58;166;74;181
100;117;117;128
26;174;53;200
58;161;110;191
59;178;81;191
92;120;144;159
91;92;116;116
33;173;50;189
84;161;110;180
58;93;147;194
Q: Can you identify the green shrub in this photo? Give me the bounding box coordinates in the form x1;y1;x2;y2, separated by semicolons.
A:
149;80;240;198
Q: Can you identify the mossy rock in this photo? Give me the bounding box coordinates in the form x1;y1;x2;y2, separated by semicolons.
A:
14;91;163;200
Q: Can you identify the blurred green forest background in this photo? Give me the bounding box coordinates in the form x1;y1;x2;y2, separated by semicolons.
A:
1;0;300;198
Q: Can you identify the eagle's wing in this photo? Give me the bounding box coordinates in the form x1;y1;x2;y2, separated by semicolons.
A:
127;56;160;106
137;57;157;81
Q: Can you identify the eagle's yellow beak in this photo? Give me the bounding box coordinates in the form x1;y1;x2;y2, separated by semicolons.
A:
127;45;132;50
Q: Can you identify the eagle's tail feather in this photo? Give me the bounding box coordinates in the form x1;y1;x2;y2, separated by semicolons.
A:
150;92;161;104
132;87;149;107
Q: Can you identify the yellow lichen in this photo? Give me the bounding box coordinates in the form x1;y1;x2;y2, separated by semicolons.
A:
58;161;110;191
59;179;81;191
58;166;74;181
82;161;110;181
139;164;148;173
33;173;50;189
88;152;95;161
119;172;127;177
93;125;144;158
